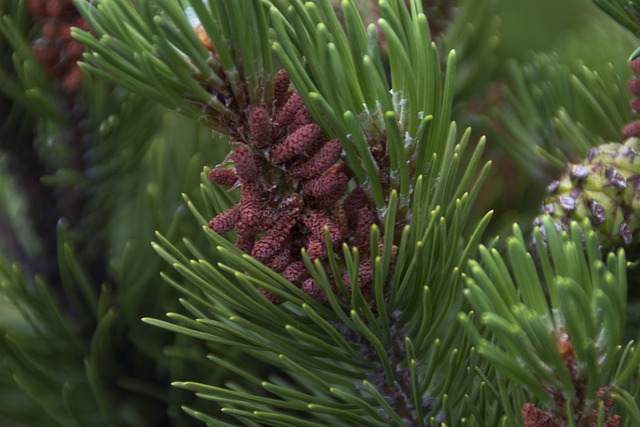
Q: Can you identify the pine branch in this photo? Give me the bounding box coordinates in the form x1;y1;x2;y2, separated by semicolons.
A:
3;1;637;427
461;216;637;425
73;0;275;136
472;52;633;179
0;114;232;426
593;0;640;37
442;0;501;102
65;1;499;424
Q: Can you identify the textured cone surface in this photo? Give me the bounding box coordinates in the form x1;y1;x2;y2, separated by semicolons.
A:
537;137;640;249
205;70;381;303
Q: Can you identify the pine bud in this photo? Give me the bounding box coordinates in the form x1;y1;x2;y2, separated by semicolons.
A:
248;107;274;148
266;244;291;272
42;22;57;38
332;204;350;236
275;92;304;128
593;388;620;427
66;40;84;57
259;288;284;304
259;208;278;231
235;232;255;254
237;183;264;234
631;57;640;75
31;42;60;65
303;164;349;199
271;123;324;164
252;219;295;263
273;69;291;110
292;107;314;129
208;168;238;187
290;139;342;179
278;193;305;215
341;259;373;291
45;0;73;18
629;78;640;97
622;120;640;139
28;0;45;15
343;186;368;227
302;278;328;303
233;144;261;182
302;209;342;244
306;237;327;260
313;194;343;210
27;0;86;92
521;403;560;427
283;261;309;285
62;66;83;93
73;15;90;32
208;206;240;234
356;208;376;253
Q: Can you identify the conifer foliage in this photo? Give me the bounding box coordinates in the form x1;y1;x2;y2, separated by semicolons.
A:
2;0;640;426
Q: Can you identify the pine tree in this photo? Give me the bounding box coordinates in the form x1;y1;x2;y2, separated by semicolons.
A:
1;0;640;426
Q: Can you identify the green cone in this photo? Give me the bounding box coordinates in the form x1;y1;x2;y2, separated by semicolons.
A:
536;137;640;249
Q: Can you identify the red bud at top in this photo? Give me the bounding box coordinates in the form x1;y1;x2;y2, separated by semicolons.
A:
355;207;376;253
275;92;304;128
252;218;295;262
283;261;309;285
302;209;342;244
302;278;328;303
208;206;240;234
622;120;640;139
273;69;291;110
521;403;559;427
238;183;263;234
62;66;83;93
290;139;342;180
343;186;368;227
303;164;349;199
271;123;324;164
233;144;261;182
249;107;274;148
28;0;46;16
208;168;238;187
631;57;640;76
628;78;640;97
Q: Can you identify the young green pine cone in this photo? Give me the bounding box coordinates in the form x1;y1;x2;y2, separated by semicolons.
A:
536;138;640;250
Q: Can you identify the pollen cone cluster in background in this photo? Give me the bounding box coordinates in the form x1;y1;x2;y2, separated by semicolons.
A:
622;57;640;140
416;0;455;38
208;70;380;303
331;0;454;40
521;332;620;427
535;58;640;251
27;0;88;92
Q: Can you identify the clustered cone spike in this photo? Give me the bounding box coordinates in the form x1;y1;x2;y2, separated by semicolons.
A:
521;331;620;427
27;0;89;92
535;58;640;250
208;70;381;303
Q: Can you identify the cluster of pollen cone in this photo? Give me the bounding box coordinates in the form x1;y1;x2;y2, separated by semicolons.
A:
208;70;379;303
521;332;619;427
27;0;88;92
536;57;640;251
